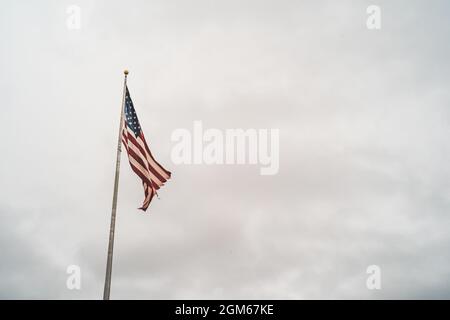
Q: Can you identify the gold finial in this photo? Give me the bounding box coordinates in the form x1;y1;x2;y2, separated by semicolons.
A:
124;70;129;75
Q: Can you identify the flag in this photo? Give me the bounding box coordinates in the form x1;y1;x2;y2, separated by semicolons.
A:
121;86;171;211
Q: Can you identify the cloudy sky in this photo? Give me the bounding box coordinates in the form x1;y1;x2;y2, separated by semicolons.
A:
1;0;449;299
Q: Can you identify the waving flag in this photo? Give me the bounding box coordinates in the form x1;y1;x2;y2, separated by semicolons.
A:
121;86;171;211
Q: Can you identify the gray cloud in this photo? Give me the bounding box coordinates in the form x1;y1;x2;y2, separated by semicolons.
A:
0;0;449;299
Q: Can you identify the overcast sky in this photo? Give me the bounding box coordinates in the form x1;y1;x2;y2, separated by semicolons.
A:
1;0;449;299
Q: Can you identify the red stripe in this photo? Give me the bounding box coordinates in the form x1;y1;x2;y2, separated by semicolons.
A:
127;128;169;181
126;131;168;184
140;182;154;211
139;192;154;211
128;161;154;188
126;146;162;190
127;146;151;177
124;145;162;191
126;139;166;187
141;134;172;177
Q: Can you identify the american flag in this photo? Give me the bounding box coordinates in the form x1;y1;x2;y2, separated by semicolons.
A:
121;86;171;211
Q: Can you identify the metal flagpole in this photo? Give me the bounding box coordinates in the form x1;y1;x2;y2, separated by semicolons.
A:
103;70;128;300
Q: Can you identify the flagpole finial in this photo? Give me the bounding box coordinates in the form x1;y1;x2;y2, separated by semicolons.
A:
124;70;129;76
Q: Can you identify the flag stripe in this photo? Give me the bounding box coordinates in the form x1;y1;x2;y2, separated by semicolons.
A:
127;152;155;188
141;135;172;178
127;147;162;190
126;134;165;182
135;134;171;181
125;131;168;184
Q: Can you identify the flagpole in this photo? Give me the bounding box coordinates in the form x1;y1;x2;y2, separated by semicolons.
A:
103;70;128;300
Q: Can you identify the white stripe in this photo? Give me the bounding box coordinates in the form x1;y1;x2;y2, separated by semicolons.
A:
125;137;166;186
136;135;170;180
123;125;166;182
142;184;153;207
127;152;156;186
